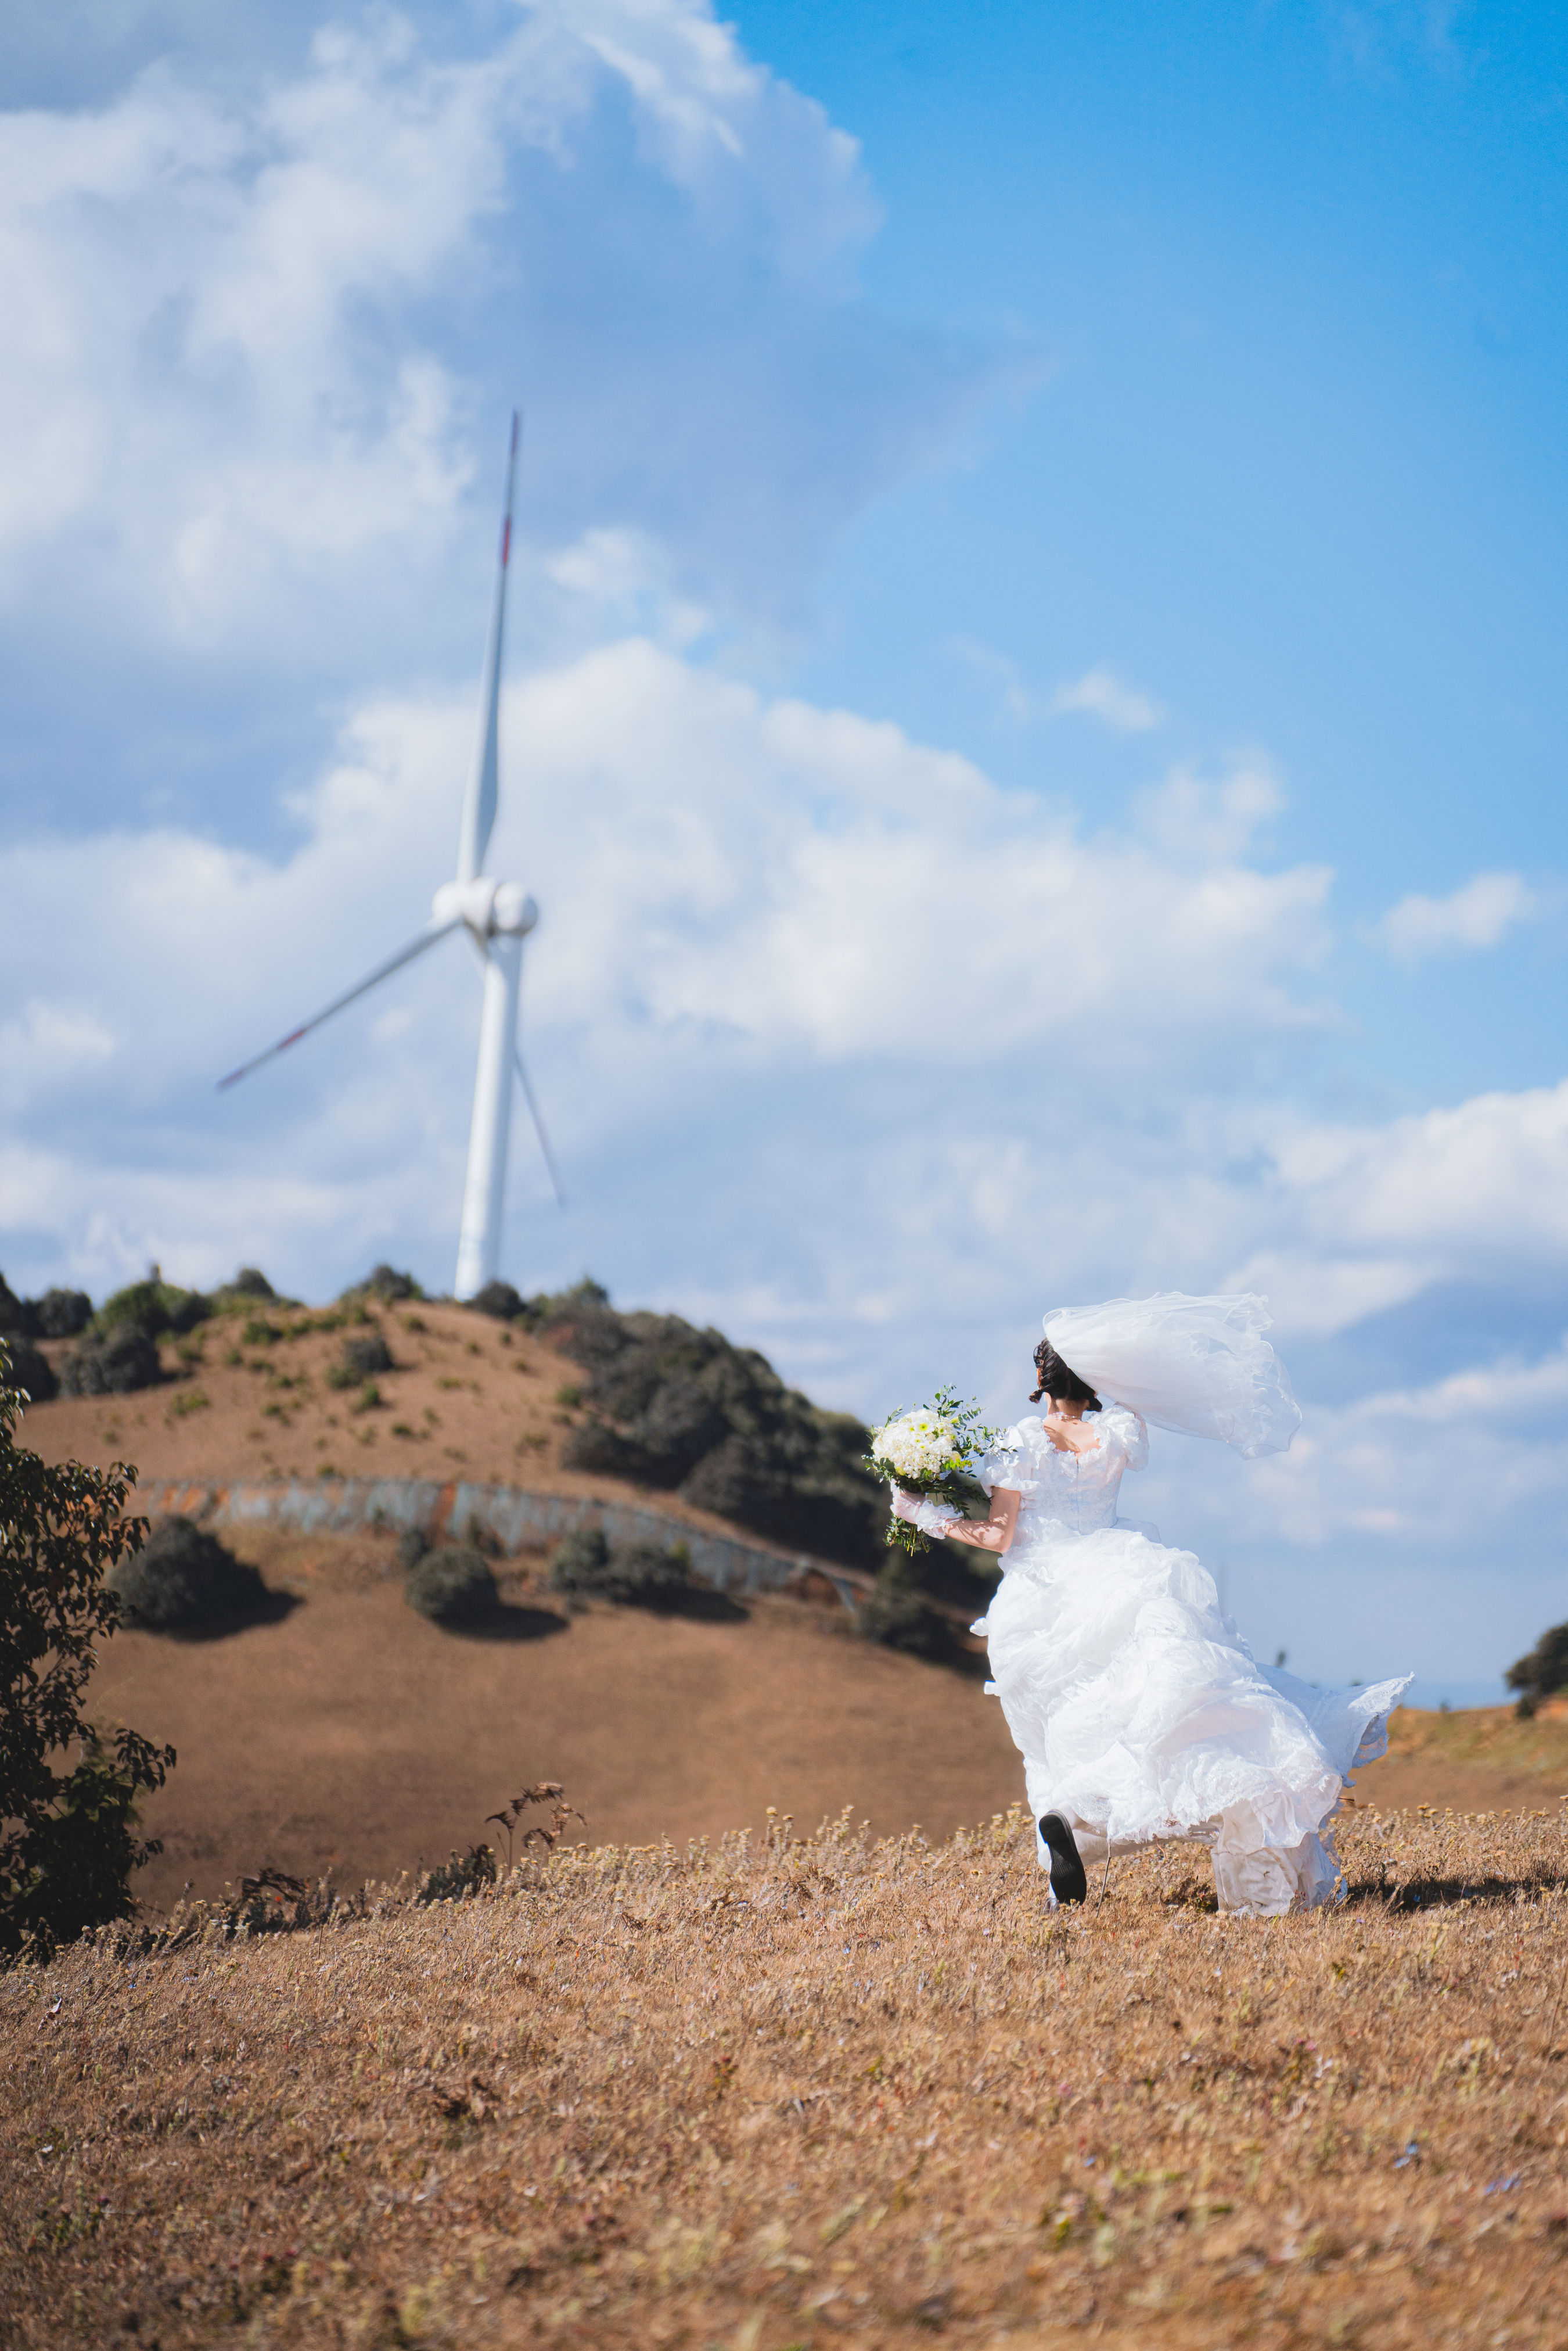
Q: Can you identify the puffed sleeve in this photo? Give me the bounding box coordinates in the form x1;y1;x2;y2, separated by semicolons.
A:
978;1418;1044;1496
1096;1404;1149;1472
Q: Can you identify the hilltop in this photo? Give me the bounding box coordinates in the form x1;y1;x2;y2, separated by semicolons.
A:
13;1289;863;1544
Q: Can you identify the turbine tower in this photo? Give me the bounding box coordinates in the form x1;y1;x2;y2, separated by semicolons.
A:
218;412;560;1298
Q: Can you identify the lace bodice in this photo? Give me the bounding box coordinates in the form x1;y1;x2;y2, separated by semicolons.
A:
979;1407;1149;1536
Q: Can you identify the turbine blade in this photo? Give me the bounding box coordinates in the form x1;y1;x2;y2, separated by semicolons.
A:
455;410;520;884
513;1042;566;1208
216;917;461;1091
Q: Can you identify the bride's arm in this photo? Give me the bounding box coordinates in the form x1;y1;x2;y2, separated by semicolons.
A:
891;1485;1021;1555
947;1487;1021;1553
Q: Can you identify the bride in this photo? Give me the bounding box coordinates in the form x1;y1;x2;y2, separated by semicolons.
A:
892;1294;1409;1916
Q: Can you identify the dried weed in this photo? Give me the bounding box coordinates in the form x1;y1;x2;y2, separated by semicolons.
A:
3;1801;1568;2348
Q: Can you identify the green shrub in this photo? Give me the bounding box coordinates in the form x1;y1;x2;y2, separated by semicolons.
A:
548;1524;612;1592
0;1341;175;1958
610;1541;694;1607
5;1340;57;1404
343;1265;423;1304
34;1289;92;1339
106;1517;270;1631
59;1327;161;1397
857;1563;952;1661
467;1280;524;1320
1506;1621;1568;1711
548;1526;692;1609
546;1288;884;1568
405;1545;498;1625
325;1326;391;1388
341;1331;392;1381
223;1268;276;1300
0;1273;28;1336
397;1526;430;1573
96;1279;211;1340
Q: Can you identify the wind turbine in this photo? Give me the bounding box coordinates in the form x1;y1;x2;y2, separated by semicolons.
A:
218;411;561;1299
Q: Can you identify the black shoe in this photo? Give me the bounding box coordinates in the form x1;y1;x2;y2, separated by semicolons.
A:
1038;1812;1087;1905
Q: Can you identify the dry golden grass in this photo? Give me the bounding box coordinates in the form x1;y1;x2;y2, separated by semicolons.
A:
5;1802;1568;2350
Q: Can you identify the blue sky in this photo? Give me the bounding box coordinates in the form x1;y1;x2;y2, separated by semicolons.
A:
1;0;1566;1695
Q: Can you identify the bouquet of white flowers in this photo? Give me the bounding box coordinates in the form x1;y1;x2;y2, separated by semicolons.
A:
865;1387;997;1556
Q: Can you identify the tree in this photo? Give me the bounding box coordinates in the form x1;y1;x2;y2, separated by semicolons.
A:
0;1342;175;1957
1505;1621;1568;1717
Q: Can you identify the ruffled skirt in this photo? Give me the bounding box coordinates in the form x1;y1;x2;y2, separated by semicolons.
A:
973;1521;1409;1916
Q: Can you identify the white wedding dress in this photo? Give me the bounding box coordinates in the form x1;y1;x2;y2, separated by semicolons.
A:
972;1404;1410;1915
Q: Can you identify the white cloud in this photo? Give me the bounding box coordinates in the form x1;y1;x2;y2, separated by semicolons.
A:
1134;757;1284;864
0;0;997;675
1244;1339;1568;1549
1373;870;1539;964
1050;665;1164;731
0;1000;116;1099
1223;1079;1568;1336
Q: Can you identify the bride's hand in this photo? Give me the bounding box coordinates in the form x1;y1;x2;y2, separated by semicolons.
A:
890;1487;920;1522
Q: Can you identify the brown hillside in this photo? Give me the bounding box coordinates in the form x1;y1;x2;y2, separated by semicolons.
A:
88;1531;1023;1911
17;1298;781;1535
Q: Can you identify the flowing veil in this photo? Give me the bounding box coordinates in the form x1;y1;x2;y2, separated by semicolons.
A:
1041;1292;1301;1458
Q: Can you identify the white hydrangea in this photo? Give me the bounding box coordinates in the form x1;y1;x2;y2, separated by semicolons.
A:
872;1409;958;1482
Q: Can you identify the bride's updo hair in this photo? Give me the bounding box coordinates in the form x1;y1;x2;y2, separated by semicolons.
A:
1030;1338;1101;1411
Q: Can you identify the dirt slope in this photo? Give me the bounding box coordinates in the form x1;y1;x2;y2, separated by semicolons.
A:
90;1532;1023;1910
17;1298;758;1535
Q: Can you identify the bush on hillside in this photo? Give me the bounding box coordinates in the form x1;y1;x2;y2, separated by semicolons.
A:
397;1525;430;1574
0;1277;92;1342
106;1517;270;1631
5;1339;57;1404
221;1268;276;1301
467;1279;524;1320
96;1279;212;1339
547;1524;611;1592
539;1285;885;1570
0;1342;175;1957
345;1265;423;1304
34;1288;92;1338
341;1331;393;1381
1506;1621;1568;1716
548;1525;693;1609
405;1545;498;1625
856;1562;953;1662
59;1326;162;1396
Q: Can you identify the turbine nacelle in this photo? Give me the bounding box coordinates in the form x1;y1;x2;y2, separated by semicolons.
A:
431;877;539;941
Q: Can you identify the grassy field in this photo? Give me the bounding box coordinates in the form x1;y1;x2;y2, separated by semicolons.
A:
5;1801;1568;2350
